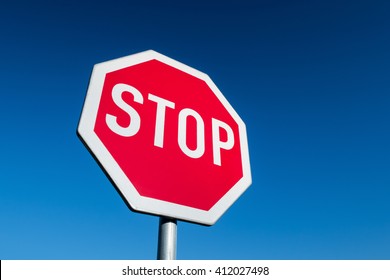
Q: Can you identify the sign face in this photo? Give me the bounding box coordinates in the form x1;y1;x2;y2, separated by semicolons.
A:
78;50;251;225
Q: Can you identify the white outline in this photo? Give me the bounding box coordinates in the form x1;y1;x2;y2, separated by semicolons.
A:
78;50;252;225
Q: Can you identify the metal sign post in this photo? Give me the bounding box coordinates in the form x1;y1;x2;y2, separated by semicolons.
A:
157;217;177;260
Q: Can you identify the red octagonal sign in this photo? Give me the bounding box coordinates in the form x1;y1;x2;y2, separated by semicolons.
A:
78;50;251;225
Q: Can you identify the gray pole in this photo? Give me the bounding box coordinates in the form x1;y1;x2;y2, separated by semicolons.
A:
157;217;177;260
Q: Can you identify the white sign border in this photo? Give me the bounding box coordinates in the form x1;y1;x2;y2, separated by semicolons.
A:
78;50;251;225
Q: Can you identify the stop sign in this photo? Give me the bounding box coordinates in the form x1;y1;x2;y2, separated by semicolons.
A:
78;50;251;225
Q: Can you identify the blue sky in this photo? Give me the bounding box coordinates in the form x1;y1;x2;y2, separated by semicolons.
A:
0;0;389;259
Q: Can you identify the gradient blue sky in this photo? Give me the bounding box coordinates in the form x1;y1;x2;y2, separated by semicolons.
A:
0;0;389;259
